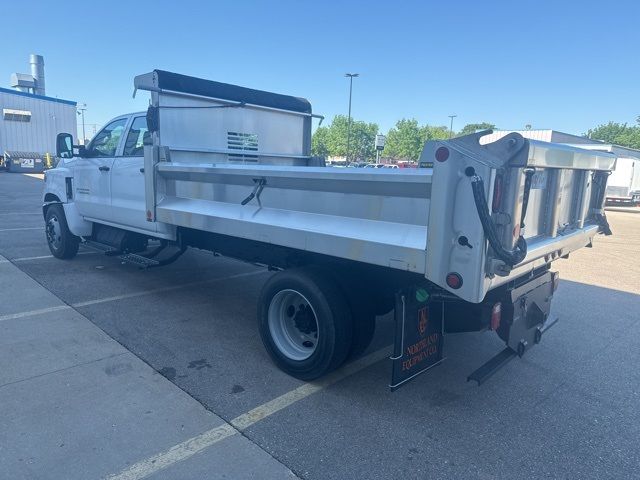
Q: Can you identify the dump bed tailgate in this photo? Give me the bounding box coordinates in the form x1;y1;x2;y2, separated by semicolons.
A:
423;133;615;303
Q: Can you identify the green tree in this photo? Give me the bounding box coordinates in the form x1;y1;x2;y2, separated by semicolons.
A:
311;125;330;157
422;125;451;142
384;119;451;161
350;119;379;161
311;115;379;161
458;122;496;136
585;120;640;149
384;119;423;161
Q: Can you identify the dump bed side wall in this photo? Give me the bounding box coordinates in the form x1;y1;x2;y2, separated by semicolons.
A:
144;147;433;273
140;76;435;274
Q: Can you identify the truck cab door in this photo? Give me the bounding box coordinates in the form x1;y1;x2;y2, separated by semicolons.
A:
110;115;157;232
74;117;128;222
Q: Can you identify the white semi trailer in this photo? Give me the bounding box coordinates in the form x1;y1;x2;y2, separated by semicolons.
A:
44;70;616;387
566;143;640;206
606;156;640;206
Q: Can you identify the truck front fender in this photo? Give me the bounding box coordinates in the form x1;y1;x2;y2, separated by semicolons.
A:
42;167;93;237
43;166;71;205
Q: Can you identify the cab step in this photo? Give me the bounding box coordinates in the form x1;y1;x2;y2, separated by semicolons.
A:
118;253;160;269
82;240;120;256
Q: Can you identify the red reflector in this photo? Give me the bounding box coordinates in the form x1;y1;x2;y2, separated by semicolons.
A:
491;302;502;330
435;146;450;162
492;174;503;213
446;272;463;289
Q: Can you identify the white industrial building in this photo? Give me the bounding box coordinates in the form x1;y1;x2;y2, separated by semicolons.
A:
1;55;77;172
483;129;640;204
481;129;596;145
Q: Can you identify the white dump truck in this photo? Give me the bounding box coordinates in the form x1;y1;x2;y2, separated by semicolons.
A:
44;70;616;388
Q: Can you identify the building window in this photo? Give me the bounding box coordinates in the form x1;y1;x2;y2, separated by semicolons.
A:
3;109;31;122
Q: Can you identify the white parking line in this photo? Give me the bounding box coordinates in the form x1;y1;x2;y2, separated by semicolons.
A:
0;305;72;322
0;251;96;263
104;424;238;480
73;271;264;308
12;251;97;262
0;271;266;322
11;255;53;262
0;212;41;216
0;227;42;232
22;173;44;179
104;346;391;480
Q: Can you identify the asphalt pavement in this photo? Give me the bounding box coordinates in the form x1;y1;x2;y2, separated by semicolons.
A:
1;171;639;480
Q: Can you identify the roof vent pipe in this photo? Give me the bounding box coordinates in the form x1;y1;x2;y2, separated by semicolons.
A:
29;54;45;96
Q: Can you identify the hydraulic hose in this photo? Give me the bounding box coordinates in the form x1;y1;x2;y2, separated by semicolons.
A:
471;174;527;267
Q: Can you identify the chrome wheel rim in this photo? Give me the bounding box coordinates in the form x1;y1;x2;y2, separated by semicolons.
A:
268;289;319;361
46;215;62;250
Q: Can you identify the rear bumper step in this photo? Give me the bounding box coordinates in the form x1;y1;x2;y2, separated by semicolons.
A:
468;314;559;385
467;347;516;385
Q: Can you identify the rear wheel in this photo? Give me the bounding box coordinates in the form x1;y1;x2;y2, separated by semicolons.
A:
320;266;378;359
342;285;377;359
258;267;353;381
45;204;79;259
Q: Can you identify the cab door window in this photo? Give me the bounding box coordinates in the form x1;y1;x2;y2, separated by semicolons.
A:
86;118;127;157
122;116;149;157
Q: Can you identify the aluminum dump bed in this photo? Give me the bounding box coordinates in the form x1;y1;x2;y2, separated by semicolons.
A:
135;70;615;303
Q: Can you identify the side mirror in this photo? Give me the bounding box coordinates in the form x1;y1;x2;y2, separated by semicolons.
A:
56;133;74;158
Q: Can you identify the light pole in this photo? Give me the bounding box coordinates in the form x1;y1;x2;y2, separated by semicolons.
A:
77;104;87;144
448;114;457;139
345;73;359;163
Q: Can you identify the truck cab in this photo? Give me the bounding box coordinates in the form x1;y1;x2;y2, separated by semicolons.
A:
45;112;170;238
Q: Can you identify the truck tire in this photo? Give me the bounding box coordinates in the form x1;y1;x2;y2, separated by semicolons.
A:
344;288;376;359
45;204;80;259
316;266;377;359
258;267;354;381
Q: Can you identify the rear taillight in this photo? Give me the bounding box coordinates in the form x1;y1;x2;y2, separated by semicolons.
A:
446;272;463;289
490;302;502;330
552;271;560;292
435;146;449;162
492;174;503;213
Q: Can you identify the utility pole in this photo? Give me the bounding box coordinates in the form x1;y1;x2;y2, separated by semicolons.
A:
448;114;457;139
77;104;87;144
345;73;359;163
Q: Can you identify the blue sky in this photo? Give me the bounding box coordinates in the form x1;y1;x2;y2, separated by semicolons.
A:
2;0;638;137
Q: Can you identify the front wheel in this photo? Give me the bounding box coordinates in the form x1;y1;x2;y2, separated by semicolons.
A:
258;267;353;381
45;204;80;259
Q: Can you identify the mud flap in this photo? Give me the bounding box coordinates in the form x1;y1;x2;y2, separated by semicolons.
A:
390;286;445;391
